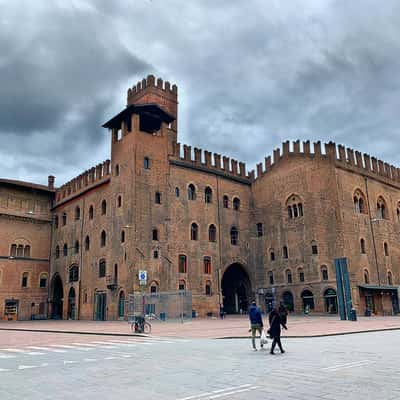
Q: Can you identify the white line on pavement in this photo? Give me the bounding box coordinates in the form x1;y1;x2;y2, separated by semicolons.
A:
63;360;79;365
176;384;252;400
49;344;92;351
27;346;66;353
83;358;97;362
0;354;16;359
18;365;38;370
71;343;99;347
208;386;258;399
0;368;10;372
1;348;27;353
323;360;374;371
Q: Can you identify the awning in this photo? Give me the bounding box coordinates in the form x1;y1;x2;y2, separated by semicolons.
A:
358;284;398;291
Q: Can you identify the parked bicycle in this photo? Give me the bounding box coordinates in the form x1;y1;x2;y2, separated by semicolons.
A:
130;315;151;334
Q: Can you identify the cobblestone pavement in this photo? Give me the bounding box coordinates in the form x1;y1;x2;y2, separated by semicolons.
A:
1;314;400;339
0;329;399;399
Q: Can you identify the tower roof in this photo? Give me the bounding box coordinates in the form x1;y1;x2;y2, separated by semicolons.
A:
102;103;175;130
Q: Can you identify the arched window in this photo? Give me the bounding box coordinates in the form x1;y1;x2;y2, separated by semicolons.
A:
175;187;180;197
63;243;68;257
384;242;389;256
286;269;292;284
74;241;79;254
24;245;31;258
85;236;90;251
230;226;238;245
311;241;318;255
39;273;48;288
10;244;16;257
155;192;161;204
153;249;159;259
114;264;118;281
55;245;60;258
208;224;216;242
99;259;106;278
17;245;23;257
101;200;107;215
360;238;366;254
188;184;196;200
205;187;212;203
270;250;275;261
75;206;80;221
364;269;370;284
150;281;159;294
223;195;229;208
62;212;67;226
144;157;150;169
117;195;122;208
191;223;198;240
321;265;328;281
178;280;186;291
121;230;125;243
256;223;263;237
377;196;388;219
233;197;240;211
204;256;211;274
353;190;367;214
286;195;303;219
282;246;288;259
152;229;158;241
115;164;120;176
298;268;305;282
178;255;187;273
21;272;28;287
118;291;125;318
69;265;79;282
205;281;212;296
268;271;274;285
89;205;94;220
100;231;106;247
54;215;59;228
301;289;315;310
388;271;393;285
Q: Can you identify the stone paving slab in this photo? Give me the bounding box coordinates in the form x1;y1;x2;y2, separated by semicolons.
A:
1;314;400;338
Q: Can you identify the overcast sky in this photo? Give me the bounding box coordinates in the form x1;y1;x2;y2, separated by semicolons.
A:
1;0;400;186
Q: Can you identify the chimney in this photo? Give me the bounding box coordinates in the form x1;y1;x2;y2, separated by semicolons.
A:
48;175;55;190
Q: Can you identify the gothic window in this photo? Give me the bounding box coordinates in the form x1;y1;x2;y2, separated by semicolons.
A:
364;269;370;284
153;249;159;259
205;187;212;203
205;281;212;296
23;245;31;258
85;236;90;251
74;241;79;254
155;192;161;204
388;271;393;285
63;243;68;257
100;231;106;247
179;255;187;273
204;256;211;274
178;280;186;291
286;195;304;219
39;273;48;288
115;164;120;176
69;265;79;282
75;206;80;221
230;226;238;245
121;230;125;243
223;195;229;208
233;197;240;211
191;223;198;240
54;215;59;228
298;268;305;282
17;245;23;257
321;265;328;281
144;157;150;169
286;269;292;284
268;271;274;285
360;238;366;254
62;212;67;226
377;196;388;219
89;205;94;220
188;184;196;200
384;242;389;256
10;244;16;257
311;241;318;255
353;190;367;214
101;200;107;215
256;223;263;237
270;250;275;261
150;282;158;294
208;224;217;242
117;195;122;208
152;229;158;241
99;259;106;278
175;187;180;197
21;272;28;287
55;245;60;258
282;246;288;259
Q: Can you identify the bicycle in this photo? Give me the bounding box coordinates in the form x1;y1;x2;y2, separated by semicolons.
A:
130;315;151;334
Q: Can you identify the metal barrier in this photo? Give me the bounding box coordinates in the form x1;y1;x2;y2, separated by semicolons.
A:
127;291;192;322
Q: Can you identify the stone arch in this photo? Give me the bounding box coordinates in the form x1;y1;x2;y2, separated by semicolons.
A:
323;287;338;314
282;291;294;311
301;288;315;312
221;263;252;314
67;287;76;320
118;290;125;318
50;273;64;319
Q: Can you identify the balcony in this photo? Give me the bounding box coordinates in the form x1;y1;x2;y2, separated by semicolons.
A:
106;275;118;291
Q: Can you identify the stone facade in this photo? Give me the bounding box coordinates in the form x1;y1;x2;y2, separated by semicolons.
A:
2;75;400;320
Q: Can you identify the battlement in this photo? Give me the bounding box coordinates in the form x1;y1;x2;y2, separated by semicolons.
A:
171;142;254;182
55;160;111;205
254;140;400;186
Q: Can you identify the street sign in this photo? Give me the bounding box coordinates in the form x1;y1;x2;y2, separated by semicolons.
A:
138;270;147;286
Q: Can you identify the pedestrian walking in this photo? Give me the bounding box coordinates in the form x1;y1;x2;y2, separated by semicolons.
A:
278;302;288;325
219;304;225;320
248;300;264;351
268;307;288;354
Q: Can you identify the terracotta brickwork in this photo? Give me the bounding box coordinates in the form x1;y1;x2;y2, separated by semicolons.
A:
2;75;400;320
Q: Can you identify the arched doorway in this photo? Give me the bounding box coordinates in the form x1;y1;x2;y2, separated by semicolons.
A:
50;274;63;319
282;291;294;312
324;288;338;314
301;289;314;312
221;263;252;314
67;287;76;320
118;291;125;319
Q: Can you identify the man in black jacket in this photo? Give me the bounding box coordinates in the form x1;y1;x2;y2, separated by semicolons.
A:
268;307;288;354
248;300;264;351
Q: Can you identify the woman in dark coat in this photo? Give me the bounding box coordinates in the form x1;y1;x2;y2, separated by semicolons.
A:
268;307;288;354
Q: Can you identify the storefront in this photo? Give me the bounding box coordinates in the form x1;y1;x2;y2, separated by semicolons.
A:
358;285;399;316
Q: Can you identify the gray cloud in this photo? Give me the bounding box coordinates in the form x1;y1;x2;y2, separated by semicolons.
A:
1;0;400;184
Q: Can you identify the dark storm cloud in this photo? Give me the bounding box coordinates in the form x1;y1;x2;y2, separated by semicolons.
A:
1;0;400;183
